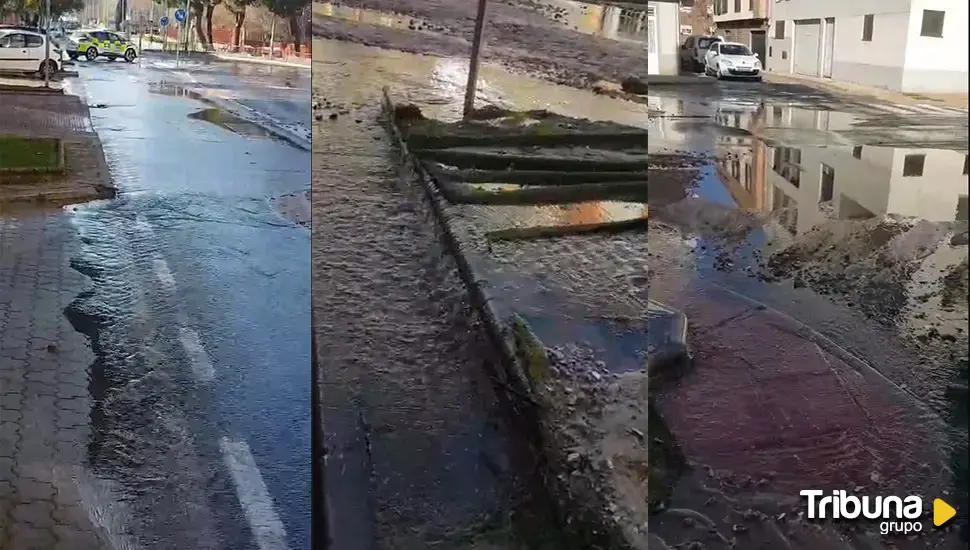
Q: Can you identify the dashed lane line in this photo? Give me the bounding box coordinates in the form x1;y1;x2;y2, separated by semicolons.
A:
220;437;293;550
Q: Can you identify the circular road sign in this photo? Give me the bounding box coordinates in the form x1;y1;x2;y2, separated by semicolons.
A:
159;15;170;27
174;9;186;24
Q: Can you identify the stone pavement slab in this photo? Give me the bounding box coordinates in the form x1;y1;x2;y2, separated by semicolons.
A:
1;210;107;549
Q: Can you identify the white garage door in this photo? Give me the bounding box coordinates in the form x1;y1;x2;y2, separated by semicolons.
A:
793;19;821;76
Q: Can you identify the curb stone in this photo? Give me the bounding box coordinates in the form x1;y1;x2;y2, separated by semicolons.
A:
380;88;692;549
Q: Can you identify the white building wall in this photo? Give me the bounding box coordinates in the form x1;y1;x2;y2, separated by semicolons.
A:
767;0;912;89
900;0;969;93
767;0;968;93
650;1;681;75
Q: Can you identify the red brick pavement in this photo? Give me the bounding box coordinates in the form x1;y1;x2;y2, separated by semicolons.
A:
656;283;949;497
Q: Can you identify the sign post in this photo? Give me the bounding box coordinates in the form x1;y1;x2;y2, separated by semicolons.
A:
173;7;186;66
462;0;489;119
159;14;169;55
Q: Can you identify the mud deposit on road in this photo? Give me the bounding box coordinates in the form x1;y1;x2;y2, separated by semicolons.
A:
312;0;649;95
646;87;968;548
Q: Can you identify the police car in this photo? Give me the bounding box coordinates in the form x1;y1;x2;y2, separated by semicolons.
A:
71;29;138;62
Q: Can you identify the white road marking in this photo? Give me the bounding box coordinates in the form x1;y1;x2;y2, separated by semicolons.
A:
219;437;291;550
152;258;177;292
178;326;216;382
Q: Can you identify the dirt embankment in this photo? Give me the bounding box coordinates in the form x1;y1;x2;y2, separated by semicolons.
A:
313;0;649;91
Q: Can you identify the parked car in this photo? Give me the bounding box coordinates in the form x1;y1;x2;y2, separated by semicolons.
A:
704;41;763;81
680;35;722;73
74;29;138;62
0;29;62;78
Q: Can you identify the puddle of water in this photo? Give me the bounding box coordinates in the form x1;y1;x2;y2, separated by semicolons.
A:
148;81;206;101
651;96;970;233
188;108;272;138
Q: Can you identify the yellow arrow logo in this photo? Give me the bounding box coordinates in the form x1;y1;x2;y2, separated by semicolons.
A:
934;498;956;527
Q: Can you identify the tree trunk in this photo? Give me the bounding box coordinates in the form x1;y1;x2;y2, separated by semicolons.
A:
193;7;205;48
288;14;300;54
204;3;216;50
231;9;245;52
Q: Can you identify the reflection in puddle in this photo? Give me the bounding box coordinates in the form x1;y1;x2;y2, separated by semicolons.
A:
148;81;205;101
187;108;272;138
655;99;970;234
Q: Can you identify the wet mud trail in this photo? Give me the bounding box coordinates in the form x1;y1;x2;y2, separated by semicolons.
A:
312;0;650;93
646;84;968;548
312;39;564;550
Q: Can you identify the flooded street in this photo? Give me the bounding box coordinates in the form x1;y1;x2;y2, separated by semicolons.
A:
2;57;310;549
647;80;967;548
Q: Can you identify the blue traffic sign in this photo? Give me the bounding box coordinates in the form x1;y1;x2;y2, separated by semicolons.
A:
159;15;169;27
174;9;186;23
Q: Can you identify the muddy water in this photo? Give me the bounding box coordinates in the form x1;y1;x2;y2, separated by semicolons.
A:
646;91;968;548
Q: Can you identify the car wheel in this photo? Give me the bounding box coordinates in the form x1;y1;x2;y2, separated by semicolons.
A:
38;59;57;79
85;47;98;61
124;49;136;62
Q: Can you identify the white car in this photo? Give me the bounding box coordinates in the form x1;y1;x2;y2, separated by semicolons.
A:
0;29;62;78
704;41;762;81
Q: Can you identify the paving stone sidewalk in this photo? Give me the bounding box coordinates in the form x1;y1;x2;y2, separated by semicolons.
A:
1;211;107;549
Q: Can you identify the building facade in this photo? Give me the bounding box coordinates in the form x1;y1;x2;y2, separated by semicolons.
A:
766;0;968;93
648;0;682;75
712;0;770;60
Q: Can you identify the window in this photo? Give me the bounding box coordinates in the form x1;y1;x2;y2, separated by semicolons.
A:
775;21;786;39
25;34;43;47
0;33;27;48
820;164;835;202
735;0;741;12
958;196;969;222
782;50;788;59
903;154;926;177
749;0;753;9
862;14;874;41
769;46;773;56
721;44;752;56
853;146;863;159
964;154;968;175
920;10;944;38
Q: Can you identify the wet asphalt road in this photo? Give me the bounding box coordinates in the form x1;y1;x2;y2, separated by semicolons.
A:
65;58;310;549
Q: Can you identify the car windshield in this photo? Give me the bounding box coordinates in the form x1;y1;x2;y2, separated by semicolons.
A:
697;37;720;49
720;44;752;56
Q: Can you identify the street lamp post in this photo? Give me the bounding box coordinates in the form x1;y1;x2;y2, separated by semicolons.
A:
43;0;50;88
462;0;488;119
